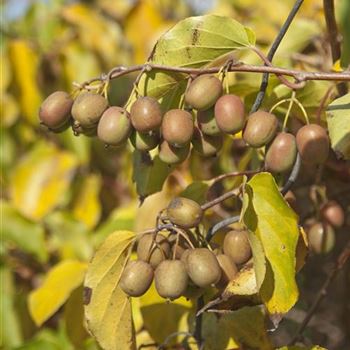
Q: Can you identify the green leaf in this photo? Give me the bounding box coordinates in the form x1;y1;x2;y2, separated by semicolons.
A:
326;93;350;159
84;230;136;350
132;151;171;199
28;260;87;326
1;200;47;262
129;15;255;110
180;181;211;205
243;173;299;316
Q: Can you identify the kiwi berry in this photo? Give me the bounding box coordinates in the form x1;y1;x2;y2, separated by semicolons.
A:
265;132;297;173
185;248;222;287
296;124;329;164
137;233;170;268
192;127;223;157
130;96;162;132
214;94;245;134
161;109;194;147
130;130;159;151
321;200;345;228
119;260;153;297
39;91;73;130
223;230;252;265
197;108;221;136
71;92;108;128
185;75;223;111
308;222;335;254
97;106;132;146
167;197;203;228
155;260;188;300
216;254;238;288
243;111;278;148
159;141;190;165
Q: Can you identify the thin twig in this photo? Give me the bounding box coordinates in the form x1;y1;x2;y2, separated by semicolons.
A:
209;169;260;189
290;240;350;344
250;0;305;113
323;0;348;95
201;188;240;211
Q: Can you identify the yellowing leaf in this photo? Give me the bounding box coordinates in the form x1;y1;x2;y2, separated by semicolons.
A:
72;174;102;229
326;93;350;159
0;92;19;127
8;39;42;124
125;0;168;63
277;346;327;350
244;173;299;315
9;141;78;221
84;230;136;350
28;260;87;326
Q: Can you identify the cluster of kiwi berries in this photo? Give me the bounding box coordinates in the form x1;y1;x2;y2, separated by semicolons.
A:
306;199;345;254
119;197;252;300
39;73;330;169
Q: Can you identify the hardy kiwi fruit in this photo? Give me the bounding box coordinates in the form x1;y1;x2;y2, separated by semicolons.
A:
130;96;162;132
185;248;222;287
130;130;159;151
223;230;252;265
167;197;203;228
265;132;297;173
155;260;188;300
39;91;73;129
321;200;345;228
120;260;153;297
137;233;170;268
192;127;223;157
158;141;190;165
296;124;329;164
161;109;194;147
214;94;245;134
185;75;223;111
97;106;132;146
71;92;108;128
216;254;238;288
197;108;221;136
243;111;278;148
308;222;335;254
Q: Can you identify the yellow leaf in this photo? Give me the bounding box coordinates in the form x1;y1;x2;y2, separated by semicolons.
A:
72;174;102;229
10;141;78;221
0;92;19;127
8;39;42;124
84;230;136;350
332;60;343;72
0;48;12;91
28;260;87;326
125;0;169;63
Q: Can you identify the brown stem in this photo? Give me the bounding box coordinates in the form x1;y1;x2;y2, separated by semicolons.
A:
316;85;334;125
323;0;348;95
209;169;260;188
201;188;240;211
290;240;350;344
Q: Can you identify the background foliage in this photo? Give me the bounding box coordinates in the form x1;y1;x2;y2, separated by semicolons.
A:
1;0;349;349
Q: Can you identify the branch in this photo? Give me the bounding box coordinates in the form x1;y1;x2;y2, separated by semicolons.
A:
323;0;348;95
290;240;350;344
250;0;305;113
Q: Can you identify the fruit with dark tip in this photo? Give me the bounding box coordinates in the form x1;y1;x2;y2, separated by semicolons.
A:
296;124;329;164
130;96;162;132
159;141;190;165
130;130;159;151
223;230;252;265
71;92;108;128
214;94;245;134
120;260;153;297
216;254;238;287
191;127;223;157
321;200;345;228
155;260;188;300
265;132;297;173
308;222;335;254
197;108;221;136
137;233;170;268
243;111;278;148
185;75;223;111
185;248;222;287
161;109;194;147
167;197;203;228
97;106;132;146
39;91;73;129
